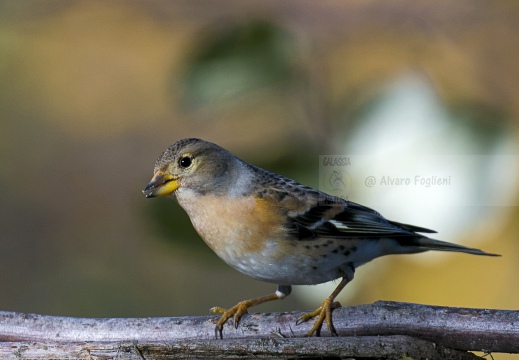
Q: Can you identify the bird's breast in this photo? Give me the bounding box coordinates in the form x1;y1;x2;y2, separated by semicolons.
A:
176;191;285;262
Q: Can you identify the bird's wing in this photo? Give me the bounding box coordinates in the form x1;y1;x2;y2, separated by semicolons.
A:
255;182;498;257
267;188;435;240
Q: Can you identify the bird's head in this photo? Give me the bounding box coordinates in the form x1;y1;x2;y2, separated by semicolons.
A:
142;138;233;198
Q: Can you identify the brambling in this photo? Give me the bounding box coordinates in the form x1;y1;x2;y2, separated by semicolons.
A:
143;138;499;338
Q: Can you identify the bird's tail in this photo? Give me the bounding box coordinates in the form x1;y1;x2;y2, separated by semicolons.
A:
415;237;500;257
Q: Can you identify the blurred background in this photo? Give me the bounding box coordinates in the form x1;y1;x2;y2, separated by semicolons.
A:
1;0;518;356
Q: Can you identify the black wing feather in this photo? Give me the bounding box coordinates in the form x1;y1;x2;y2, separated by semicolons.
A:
289;197;434;239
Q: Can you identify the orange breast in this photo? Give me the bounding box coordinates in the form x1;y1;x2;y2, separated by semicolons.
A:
179;194;287;260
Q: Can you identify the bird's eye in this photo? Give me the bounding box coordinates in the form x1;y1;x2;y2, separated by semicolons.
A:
179;156;192;169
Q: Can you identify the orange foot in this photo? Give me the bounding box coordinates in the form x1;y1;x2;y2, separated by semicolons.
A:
296;299;342;336
210;301;250;339
296;276;351;336
210;291;284;339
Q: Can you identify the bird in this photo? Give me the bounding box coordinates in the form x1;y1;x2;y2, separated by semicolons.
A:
142;138;499;339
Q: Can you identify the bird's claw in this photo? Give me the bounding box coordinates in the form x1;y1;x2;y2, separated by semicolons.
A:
210;303;249;339
296;300;341;336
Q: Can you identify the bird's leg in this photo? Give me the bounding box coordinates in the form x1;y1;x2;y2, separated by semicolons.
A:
297;270;353;336
211;285;291;339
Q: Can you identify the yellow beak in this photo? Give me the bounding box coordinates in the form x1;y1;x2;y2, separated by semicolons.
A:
142;171;180;198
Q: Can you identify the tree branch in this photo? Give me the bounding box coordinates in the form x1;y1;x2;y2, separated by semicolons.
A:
0;337;482;360
0;301;517;356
